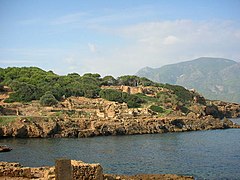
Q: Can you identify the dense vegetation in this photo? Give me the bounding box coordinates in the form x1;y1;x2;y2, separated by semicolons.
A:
99;89;144;108
0;67;201;111
40;91;58;106
0;67;156;108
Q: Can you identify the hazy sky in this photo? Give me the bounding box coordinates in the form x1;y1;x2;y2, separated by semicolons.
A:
1;0;240;77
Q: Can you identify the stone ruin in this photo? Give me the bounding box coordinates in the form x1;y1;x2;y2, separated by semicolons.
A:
0;159;103;180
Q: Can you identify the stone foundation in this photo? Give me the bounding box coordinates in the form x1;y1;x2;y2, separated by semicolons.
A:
0;160;194;180
0;160;103;180
71;160;103;180
0;162;55;179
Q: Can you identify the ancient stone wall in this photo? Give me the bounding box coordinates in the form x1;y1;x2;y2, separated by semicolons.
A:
71;160;103;180
0;160;103;180
0;160;195;180
0;162;55;179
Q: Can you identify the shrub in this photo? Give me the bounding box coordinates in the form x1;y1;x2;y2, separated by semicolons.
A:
7;81;43;102
40;92;58;106
121;92;143;108
100;89;143;108
164;84;193;103
99;89;123;102
81;84;100;98
0;84;4;92
149;105;164;113
101;76;117;86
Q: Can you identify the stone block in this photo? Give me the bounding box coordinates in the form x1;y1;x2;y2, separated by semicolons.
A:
55;158;72;180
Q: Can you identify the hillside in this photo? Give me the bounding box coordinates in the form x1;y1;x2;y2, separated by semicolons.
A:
0;67;240;138
136;57;240;103
1;88;240;138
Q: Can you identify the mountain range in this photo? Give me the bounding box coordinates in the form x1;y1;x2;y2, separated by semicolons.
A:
136;57;240;103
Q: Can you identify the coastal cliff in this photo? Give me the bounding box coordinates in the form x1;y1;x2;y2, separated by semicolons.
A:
0;95;239;138
1;116;238;138
1;67;240;138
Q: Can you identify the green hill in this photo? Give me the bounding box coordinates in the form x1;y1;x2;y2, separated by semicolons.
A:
0;66;209;116
136;57;240;103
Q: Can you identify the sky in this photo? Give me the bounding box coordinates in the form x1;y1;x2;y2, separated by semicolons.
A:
0;0;240;77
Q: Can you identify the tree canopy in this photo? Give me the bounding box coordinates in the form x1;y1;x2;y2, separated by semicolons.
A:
0;66;197;112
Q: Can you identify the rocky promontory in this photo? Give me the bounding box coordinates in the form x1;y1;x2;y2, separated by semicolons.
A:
1;67;240;139
0;95;239;138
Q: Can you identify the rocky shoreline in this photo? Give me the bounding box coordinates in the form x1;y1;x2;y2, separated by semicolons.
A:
1;72;240;139
0;115;239;138
0;161;194;180
1;96;240;138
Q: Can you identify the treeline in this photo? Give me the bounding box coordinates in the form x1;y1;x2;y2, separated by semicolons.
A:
0;67;156;107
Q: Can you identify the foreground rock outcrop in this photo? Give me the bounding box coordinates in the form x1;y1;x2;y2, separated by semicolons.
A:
0;161;194;180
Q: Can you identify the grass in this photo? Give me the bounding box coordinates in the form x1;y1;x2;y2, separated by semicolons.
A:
135;93;159;103
0;116;16;125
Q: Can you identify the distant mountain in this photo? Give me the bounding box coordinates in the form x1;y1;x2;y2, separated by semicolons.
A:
136;57;240;103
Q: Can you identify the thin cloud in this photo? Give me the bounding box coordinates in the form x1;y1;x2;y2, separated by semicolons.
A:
77;20;240;76
50;5;155;29
163;35;180;45
51;12;88;25
46;19;240;77
88;43;97;53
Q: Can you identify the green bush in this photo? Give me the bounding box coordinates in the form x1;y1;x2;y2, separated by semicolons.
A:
164;84;193;103
81;83;100;98
99;89;143;108
117;75;155;87
121;92;143;108
0;84;4;92
149;105;164;113
6;82;43;102
99;89;123;102
101;76;118;86
40;92;58;106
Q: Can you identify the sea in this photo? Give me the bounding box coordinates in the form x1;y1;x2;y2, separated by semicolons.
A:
1;118;240;179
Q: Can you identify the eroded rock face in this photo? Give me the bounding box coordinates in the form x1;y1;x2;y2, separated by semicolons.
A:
212;100;240;118
0;96;240;138
0;115;238;138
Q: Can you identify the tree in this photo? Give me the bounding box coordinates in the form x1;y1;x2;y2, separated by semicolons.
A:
139;77;155;86
6;81;43;102
101;76;117;86
40;92;58;106
99;89;143;108
82;73;101;79
117;75;140;86
81;83;100;98
99;89;123;102
121;92;143;108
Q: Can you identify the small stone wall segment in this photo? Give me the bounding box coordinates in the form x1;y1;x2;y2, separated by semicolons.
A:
0;162;54;179
55;158;72;180
71;160;103;180
0;160;104;180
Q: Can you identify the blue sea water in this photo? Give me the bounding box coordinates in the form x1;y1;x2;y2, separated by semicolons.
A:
1;118;240;179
